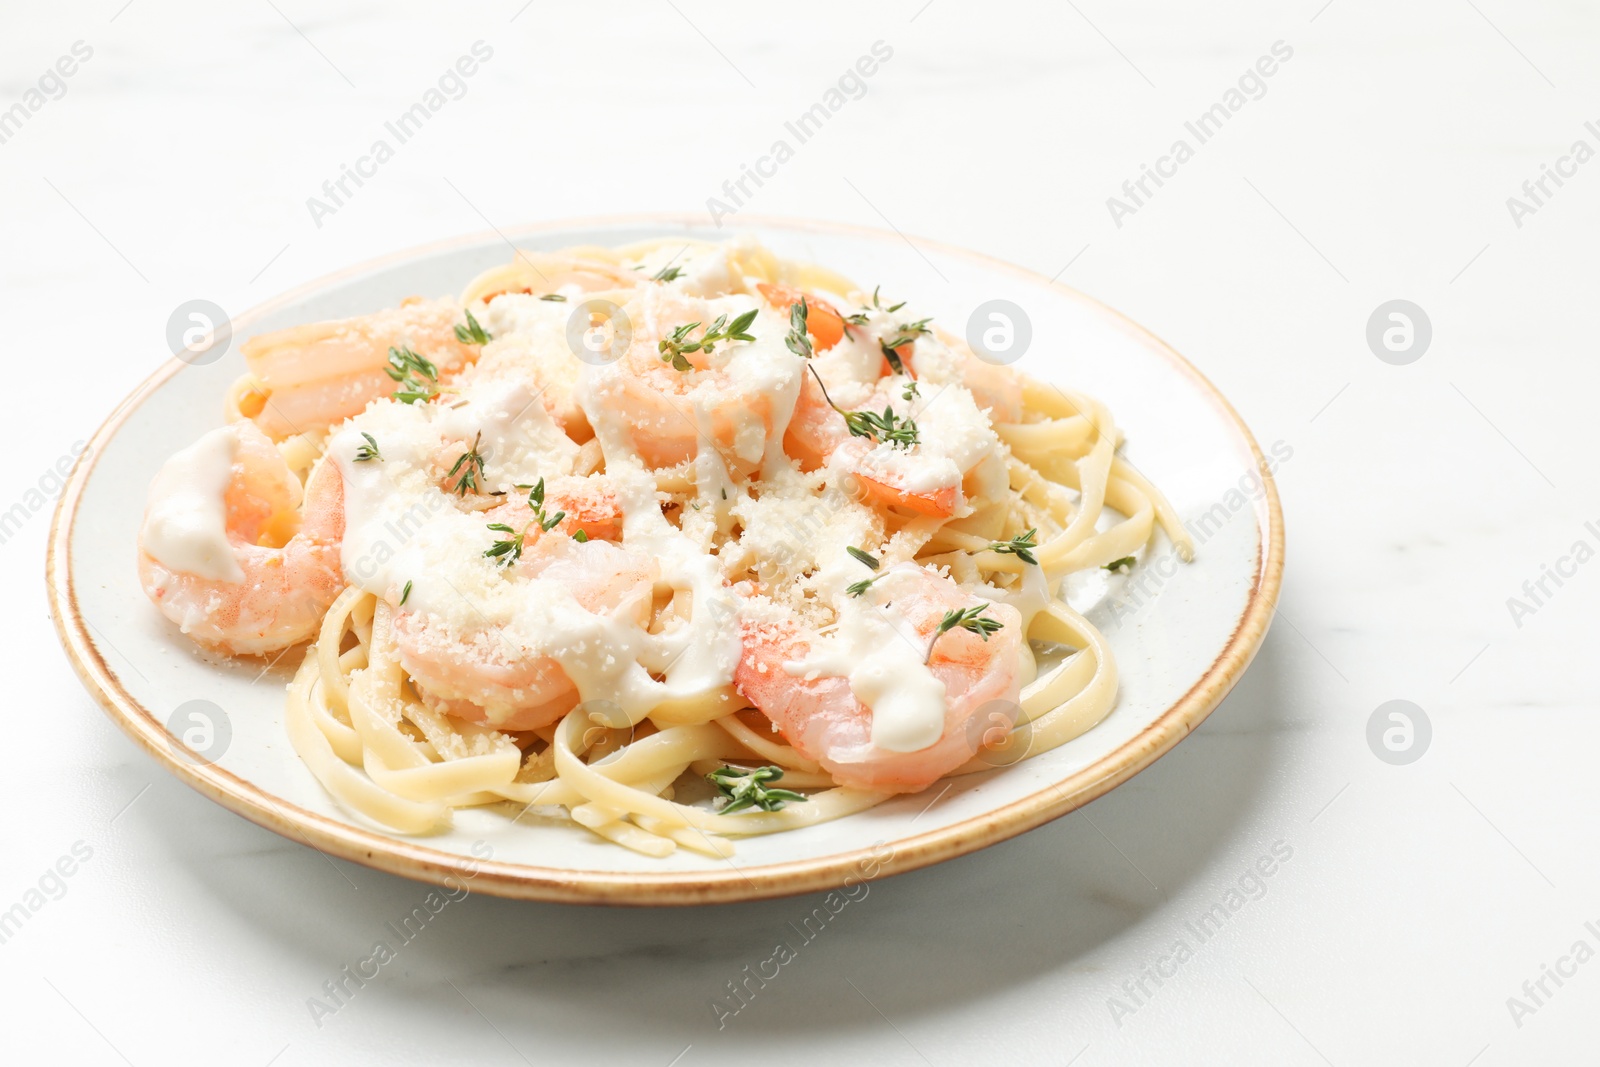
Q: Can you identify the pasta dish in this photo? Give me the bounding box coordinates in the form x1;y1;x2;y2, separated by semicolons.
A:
135;237;1191;858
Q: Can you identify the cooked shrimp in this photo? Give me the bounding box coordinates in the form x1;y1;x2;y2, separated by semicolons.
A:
138;422;345;655
477;475;624;542
392;531;656;731
755;283;846;351
784;371;972;519
735;564;1022;793
579;285;800;475
239;298;481;439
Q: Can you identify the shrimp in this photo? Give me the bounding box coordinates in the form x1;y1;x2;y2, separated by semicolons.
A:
784;372;969;518
391;527;656;731
138;421;345;656
734;565;1022;793
755;283;846;351
239;298;481;439
781;309;1017;518
478;475;624;542
576;285;801;476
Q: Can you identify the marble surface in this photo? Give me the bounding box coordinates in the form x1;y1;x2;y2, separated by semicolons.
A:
5;1;1598;1063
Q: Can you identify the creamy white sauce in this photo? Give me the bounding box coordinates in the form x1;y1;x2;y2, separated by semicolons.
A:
784;566;950;752
141;426;244;582
283;260;1015;753
807;304;1000;507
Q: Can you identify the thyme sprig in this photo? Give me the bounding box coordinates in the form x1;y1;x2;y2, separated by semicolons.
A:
845;545;883;597
882;318;932;352
353;432;381;462
658;309;759;372
447;432;486;496
706;764;808;814
483;523;526;565
517;478;567;533
880;339;909;376
845;285;907;326
1104;556;1136;574
988;528;1039;566
453;309;492;346
484;478;570;566
385;345;439;404
926;604;1003;664
785;298;813;359
807;366;918;449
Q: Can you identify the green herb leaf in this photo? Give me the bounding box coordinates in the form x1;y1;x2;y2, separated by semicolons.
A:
652;264;684;283
447;431;486;496
847;546;880;571
572;528;589;543
509;476;565;534
353;432;381;462
539;293;567;302
453;309;492;346
386;345;439;404
988;528;1039;566
786;298;814;359
844;545;883;596
882;317;932;352
927;604;1003;663
658;309;760;371
1104;556;1136;574
484;521;529;565
879;339;908;377
705;764;808;814
807;365;919;449
868;285;905;313
399;580;412;606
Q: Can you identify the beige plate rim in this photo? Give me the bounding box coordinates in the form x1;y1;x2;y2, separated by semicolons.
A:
47;213;1285;906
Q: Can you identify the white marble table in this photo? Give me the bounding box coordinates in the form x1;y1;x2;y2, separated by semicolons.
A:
5;1;1597;1063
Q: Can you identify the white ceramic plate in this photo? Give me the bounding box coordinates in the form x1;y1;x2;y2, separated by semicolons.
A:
49;216;1283;904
